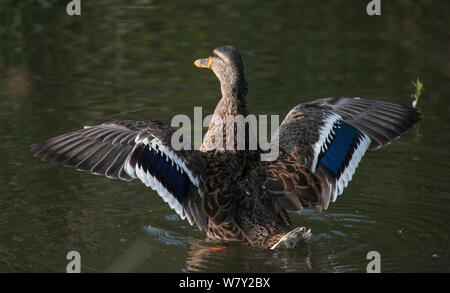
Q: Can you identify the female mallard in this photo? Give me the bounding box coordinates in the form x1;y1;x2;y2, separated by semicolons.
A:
31;46;420;249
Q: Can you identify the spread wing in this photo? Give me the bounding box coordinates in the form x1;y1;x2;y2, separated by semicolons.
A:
269;97;420;211
31;120;208;231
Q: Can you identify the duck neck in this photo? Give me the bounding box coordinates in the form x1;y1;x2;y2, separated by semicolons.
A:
218;75;248;117
201;75;250;154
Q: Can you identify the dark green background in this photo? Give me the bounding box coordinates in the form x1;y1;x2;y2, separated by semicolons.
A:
0;0;448;272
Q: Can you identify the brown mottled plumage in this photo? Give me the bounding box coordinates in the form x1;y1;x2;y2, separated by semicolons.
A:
31;46;420;249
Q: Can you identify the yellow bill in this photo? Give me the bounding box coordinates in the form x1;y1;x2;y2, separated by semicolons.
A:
194;56;212;69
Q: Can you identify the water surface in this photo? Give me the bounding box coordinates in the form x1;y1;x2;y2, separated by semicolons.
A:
0;0;449;272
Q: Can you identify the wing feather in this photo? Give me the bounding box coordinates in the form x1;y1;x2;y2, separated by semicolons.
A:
31;120;208;231
269;97;420;211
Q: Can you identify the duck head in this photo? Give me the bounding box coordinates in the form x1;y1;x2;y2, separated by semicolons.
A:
194;45;247;101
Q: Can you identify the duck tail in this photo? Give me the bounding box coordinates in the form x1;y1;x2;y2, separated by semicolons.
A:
269;226;311;249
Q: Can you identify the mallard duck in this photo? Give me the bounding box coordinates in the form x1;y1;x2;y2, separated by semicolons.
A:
31;46;420;249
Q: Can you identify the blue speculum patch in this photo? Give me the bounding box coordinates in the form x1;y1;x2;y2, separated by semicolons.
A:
319;122;362;176
142;147;190;201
